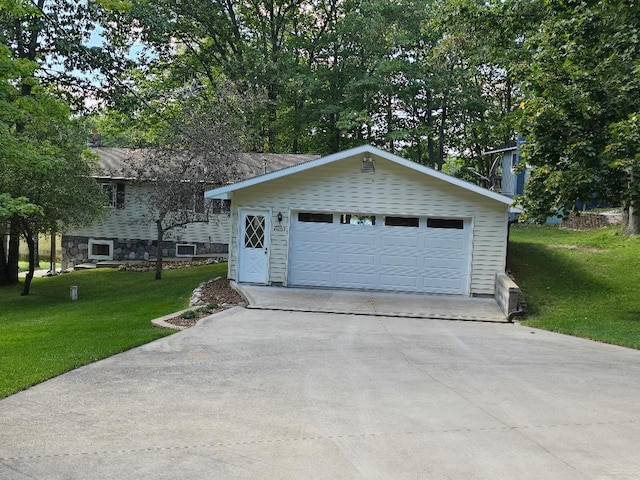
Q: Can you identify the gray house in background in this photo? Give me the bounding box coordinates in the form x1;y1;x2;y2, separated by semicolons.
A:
61;148;319;269
484;136;530;198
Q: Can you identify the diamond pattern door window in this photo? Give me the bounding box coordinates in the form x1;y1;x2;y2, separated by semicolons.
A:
245;215;265;249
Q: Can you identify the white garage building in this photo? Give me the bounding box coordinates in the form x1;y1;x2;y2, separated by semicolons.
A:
205;145;515;297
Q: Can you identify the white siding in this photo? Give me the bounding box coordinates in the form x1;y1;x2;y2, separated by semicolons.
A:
228;154;509;295
65;183;231;244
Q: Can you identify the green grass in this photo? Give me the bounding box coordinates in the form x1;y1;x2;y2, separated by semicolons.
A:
18;261;61;272
0;263;227;398
509;225;640;349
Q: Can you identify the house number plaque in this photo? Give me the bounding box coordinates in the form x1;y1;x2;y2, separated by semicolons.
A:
274;225;287;232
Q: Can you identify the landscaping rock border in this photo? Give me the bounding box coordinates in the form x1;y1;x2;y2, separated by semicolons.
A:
152;277;247;330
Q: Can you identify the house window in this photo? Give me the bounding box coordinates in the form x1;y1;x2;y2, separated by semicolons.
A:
176;244;197;257
102;182;125;209
298;212;333;223
88;239;114;260
180;189;205;214
340;214;375;226
385;216;419;227
427;218;464;229
211;199;231;214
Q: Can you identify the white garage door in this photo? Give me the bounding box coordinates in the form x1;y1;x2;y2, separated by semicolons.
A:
288;212;471;295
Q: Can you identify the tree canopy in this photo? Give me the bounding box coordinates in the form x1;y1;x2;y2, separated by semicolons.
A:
0;1;115;292
2;0;639;252
517;0;640;231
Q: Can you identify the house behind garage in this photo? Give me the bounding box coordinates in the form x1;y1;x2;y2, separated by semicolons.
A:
205;145;515;296
61;148;319;269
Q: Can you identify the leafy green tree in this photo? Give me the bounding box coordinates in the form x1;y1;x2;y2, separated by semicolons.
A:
115;0;312;152
607;113;640;234
91;0;547;193
0;79;107;293
517;0;639;231
0;4;109;292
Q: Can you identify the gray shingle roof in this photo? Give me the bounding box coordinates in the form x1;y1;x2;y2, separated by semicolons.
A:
89;147;320;181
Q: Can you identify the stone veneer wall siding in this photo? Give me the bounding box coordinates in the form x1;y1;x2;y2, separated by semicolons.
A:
61;235;228;269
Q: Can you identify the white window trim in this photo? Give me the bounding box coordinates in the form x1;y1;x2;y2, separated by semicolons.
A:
88;239;114;261
176;243;197;257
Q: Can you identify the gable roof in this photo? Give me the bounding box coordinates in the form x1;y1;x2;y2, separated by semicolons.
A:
205;145;515;205
89;147;320;182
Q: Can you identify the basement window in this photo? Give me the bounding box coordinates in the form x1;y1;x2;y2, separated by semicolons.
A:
385;216;419;227
176;244;197;257
298;212;334;223
88;239;114;261
340;214;376;226
427;218;464;229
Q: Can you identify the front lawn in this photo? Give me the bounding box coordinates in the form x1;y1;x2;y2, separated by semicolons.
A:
0;263;227;398
508;225;640;349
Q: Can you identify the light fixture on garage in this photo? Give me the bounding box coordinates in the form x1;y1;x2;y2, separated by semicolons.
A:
277;212;283;223
361;155;375;173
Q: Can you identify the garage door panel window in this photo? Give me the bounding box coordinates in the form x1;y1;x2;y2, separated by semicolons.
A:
298;212;334;223
340;214;376;226
427;218;464;229
384;216;419;227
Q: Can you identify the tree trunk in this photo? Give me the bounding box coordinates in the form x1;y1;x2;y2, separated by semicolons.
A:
50;231;56;274
625;204;640;235
155;221;164;280
426;91;435;168
7;220;20;285
0;230;8;286
34;237;40;268
437;93;448;171
266;83;277;152
21;231;35;296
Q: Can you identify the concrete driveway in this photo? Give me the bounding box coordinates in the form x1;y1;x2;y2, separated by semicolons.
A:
1;308;640;480
237;284;510;322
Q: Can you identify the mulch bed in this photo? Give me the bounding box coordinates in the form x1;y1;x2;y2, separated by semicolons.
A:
165;278;246;328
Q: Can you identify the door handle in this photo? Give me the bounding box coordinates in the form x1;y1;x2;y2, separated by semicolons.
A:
265;247;268;255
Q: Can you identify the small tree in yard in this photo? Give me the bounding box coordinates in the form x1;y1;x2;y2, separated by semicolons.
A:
123;88;242;280
0;45;106;294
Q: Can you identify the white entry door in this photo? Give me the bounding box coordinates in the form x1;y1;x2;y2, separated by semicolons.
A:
238;210;270;284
